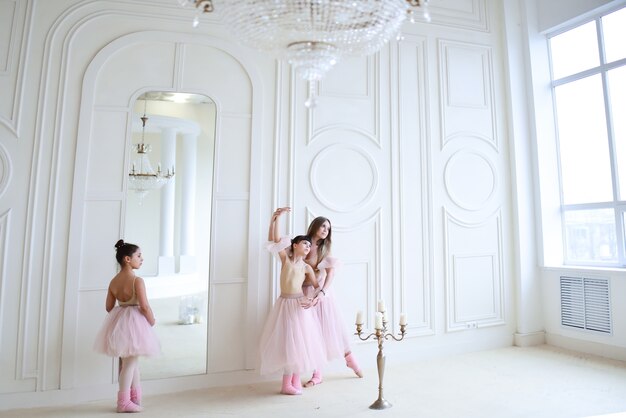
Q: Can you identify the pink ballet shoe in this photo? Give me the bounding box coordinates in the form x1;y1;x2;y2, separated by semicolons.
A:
280;374;301;395
304;369;322;387
291;373;302;391
117;390;143;413
130;386;142;406
345;352;363;378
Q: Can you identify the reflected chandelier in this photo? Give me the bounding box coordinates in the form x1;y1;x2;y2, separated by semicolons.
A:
178;0;432;107
128;101;175;201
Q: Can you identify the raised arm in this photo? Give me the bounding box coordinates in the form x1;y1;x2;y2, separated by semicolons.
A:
268;207;291;242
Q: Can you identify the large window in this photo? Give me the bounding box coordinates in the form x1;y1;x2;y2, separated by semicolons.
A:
549;6;626;267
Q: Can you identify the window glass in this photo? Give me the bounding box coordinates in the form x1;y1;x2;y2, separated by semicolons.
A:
564;209;617;263
550;21;599;79
555;75;612;204
602;7;626;63
608;66;626;200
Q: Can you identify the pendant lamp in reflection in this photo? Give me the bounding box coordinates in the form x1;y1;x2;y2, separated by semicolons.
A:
128;100;175;202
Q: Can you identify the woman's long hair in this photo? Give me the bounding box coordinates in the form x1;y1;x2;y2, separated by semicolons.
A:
306;216;332;269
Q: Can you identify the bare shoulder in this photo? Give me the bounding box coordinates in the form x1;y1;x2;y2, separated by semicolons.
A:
134;276;146;288
305;264;315;274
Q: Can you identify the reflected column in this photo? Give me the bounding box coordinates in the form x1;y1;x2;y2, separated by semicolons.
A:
179;132;197;273
158;126;177;275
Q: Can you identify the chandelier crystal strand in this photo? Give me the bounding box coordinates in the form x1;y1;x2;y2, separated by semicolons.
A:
304;80;318;109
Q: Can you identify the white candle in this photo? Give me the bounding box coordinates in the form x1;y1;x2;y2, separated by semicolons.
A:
399;312;407;326
377;299;386;313
356;310;364;325
375;312;383;330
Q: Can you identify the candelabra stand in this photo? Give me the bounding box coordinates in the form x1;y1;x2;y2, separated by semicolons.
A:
355;318;407;410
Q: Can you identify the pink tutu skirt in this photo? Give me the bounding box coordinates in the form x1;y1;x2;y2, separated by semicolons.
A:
304;285;351;361
93;306;161;358
258;294;326;375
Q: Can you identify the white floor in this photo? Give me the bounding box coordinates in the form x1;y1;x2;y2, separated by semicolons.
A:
3;345;626;418
141;295;208;379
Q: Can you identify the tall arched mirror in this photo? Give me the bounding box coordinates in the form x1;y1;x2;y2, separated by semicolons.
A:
124;91;216;379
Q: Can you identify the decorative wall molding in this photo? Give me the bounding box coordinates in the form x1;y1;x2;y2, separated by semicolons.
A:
309;124;381;149
443;208;505;332
0;0;30;136
444;149;497;211
0;0;17;74
444;131;498;152
429;0;489;32
0;209;10;350
439;40;497;150
395;34;434;335
309;143;378;213
0;142;11;198
324;209;382;332
308;54;380;147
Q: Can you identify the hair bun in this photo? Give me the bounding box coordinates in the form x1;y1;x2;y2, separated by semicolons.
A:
115;239;125;249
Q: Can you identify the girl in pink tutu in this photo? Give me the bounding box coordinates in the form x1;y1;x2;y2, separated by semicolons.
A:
93;240;160;413
259;207;327;395
302;216;362;387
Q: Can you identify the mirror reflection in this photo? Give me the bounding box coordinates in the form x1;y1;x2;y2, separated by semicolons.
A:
125;91;216;379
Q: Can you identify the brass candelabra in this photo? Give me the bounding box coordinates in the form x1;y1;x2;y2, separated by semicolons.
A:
355;311;407;410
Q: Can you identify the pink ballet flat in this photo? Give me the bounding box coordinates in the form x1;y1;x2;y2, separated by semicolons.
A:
291;373;303;391
117;390;143;413
345;352;363;378
130;386;142;406
280;375;302;395
303;370;322;387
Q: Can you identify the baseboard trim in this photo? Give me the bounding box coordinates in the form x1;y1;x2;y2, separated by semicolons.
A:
546;333;626;362
514;331;545;347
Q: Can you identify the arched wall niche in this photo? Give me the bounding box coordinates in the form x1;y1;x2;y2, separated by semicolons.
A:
63;31;264;389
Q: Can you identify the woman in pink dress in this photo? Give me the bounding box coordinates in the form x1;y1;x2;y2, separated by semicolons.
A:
303;216;363;387
93;240;160;413
259;207;326;395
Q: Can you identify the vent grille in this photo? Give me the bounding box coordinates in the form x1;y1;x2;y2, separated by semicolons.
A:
560;276;611;334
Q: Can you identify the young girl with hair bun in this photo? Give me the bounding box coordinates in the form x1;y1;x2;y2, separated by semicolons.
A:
93;240;160;413
258;207;327;395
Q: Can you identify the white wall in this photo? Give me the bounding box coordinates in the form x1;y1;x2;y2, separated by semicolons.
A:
0;0;562;409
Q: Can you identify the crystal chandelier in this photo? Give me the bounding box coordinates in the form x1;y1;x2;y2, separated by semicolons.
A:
178;0;432;107
128;101;175;202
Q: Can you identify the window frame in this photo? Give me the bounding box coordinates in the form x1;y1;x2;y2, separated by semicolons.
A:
548;7;626;268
